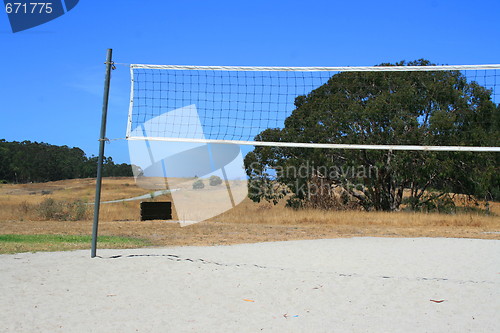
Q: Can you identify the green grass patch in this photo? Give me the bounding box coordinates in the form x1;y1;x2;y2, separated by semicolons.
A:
0;234;151;254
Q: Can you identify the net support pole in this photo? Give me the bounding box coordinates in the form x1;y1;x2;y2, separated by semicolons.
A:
91;48;113;258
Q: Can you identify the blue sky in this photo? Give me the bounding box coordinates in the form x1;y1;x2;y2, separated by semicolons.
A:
1;0;499;163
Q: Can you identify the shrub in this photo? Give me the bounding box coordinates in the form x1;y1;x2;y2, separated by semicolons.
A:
18;201;32;215
37;198;66;220
209;175;223;186
36;198;89;221
192;179;205;190
69;200;89;220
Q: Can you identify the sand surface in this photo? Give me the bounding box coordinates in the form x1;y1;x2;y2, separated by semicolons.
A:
1;237;498;332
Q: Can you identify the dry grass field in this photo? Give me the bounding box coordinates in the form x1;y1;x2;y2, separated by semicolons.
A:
0;177;499;253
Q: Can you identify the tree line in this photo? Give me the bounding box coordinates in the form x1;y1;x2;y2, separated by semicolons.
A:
0;140;133;183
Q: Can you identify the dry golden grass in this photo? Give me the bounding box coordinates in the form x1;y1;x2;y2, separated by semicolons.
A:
0;177;162;222
216;198;500;227
0;177;499;252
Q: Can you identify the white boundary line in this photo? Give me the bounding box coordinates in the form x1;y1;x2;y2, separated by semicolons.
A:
126;136;500;152
130;64;500;72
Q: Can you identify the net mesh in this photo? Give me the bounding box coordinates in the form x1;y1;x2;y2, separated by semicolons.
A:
127;64;500;149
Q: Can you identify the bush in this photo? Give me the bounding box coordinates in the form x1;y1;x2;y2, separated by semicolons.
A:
69;200;89;220
37;198;89;221
37;198;65;220
209;175;223;186
18;201;32;215
192;179;205;190
403;193;456;214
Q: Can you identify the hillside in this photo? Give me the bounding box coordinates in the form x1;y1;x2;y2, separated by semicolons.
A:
0;177;498;254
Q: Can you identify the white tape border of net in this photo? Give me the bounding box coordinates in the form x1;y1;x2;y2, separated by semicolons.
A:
130;64;500;72
126;136;500;152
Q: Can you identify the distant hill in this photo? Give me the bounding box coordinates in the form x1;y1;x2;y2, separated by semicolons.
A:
0;139;132;183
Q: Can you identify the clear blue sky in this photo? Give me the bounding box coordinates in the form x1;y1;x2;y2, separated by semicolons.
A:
1;0;499;163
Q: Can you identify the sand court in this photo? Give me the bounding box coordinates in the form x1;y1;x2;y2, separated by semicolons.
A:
1;237;498;332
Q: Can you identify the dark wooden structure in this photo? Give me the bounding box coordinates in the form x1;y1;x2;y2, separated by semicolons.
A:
140;202;172;221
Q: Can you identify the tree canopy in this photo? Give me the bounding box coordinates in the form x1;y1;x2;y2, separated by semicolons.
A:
245;60;500;211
